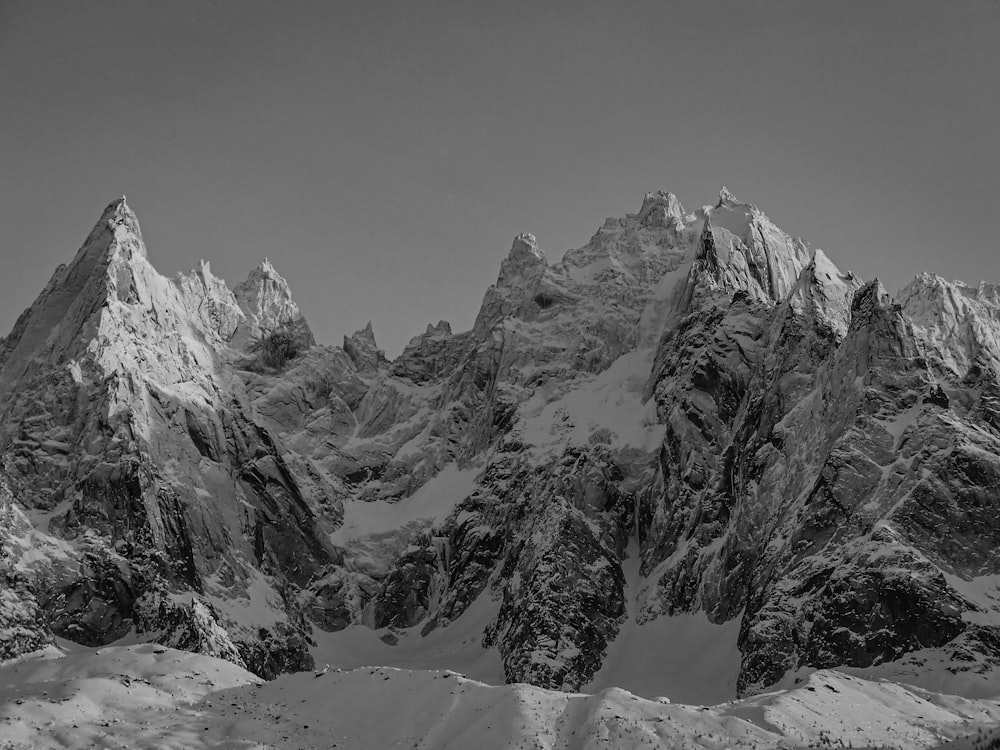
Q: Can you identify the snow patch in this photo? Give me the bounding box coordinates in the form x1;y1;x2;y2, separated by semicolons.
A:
329;463;481;546
311;590;504;685
585;544;742;704
519;348;664;455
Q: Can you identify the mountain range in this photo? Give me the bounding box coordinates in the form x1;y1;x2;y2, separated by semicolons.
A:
3;189;1000;748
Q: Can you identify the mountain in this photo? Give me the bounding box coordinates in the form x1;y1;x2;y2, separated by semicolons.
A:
3;190;1000;745
0;198;334;677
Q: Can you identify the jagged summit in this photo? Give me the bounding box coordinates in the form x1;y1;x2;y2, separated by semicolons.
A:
506;232;545;265
481;233;549;311
637;190;685;228
784;248;863;337
82;194;145;256
232;256;314;348
354;320;376;339
0;196;155;384
424;320;451;337
102;194;130;216
852;277;892;312
250;257;280;278
0;197;337;678
343;321;385;370
717;185;739;206
238;257;288;289
689;191;811;306
898;272;1000;376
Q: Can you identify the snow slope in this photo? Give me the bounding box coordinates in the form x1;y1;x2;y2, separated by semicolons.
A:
310;591;505;685
583;544;742;705
2;643;999;750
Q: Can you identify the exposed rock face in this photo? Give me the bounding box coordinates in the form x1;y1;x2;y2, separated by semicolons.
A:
173;260;245;342
0;198;336;678
7;189;1000;703
232;258;315;351
343;322;386;372
0;473;54;660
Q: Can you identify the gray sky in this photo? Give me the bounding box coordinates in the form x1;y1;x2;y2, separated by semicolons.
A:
1;1;998;356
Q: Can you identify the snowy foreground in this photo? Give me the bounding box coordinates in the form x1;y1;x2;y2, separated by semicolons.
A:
3;644;1000;749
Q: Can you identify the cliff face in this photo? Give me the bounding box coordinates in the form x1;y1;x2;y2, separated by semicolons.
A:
5;191;1000;699
0;198;335;677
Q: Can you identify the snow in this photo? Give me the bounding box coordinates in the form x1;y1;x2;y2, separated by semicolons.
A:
4;643;999;749
899;273;1000;377
329;463;481;546
9;525;78;575
0;643;260;750
311;589;504;685
586;612;742;706
732;668;1000;749
841;645;1000;700
10;189;1000;750
203;568;285;630
519;348;665;456
637;257;695;345
943;572;1000;626
584;545;742;705
879;397;924;449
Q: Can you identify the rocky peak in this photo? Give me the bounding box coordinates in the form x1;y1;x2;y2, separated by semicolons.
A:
0;198;342;678
841;278;925;373
687;193;811;306
232;259;314;349
83;196;146;258
173;260;245;343
424;320;452;338
235;259;292;308
637;191;685;228
343;321;386;371
0;196;153;384
472;233;553;338
898;273;1000;376
390;320;470;384
717;185;739;207
786;249;863;338
497;233;547;288
557;192;693;296
849;278;892;320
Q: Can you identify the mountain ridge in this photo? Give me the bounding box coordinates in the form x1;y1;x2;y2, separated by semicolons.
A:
3;188;1000;715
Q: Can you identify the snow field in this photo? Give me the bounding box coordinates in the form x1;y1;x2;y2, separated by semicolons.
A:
3;643;999;750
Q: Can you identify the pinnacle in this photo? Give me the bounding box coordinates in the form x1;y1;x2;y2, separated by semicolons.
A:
343;321;384;370
425;320;452;336
98;195;137;225
79;195;145;259
104;194;128;211
239;259;288;291
513;232;539;251
850;278;891;316
913;271;947;286
252;258;279;277
507;232;546;265
348;321;377;345
718;186;739;206
638;191;685;227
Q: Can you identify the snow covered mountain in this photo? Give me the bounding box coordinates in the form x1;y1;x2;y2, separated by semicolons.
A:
4;189;1000;746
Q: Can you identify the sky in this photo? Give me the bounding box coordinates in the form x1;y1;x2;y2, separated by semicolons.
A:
1;1;998;356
